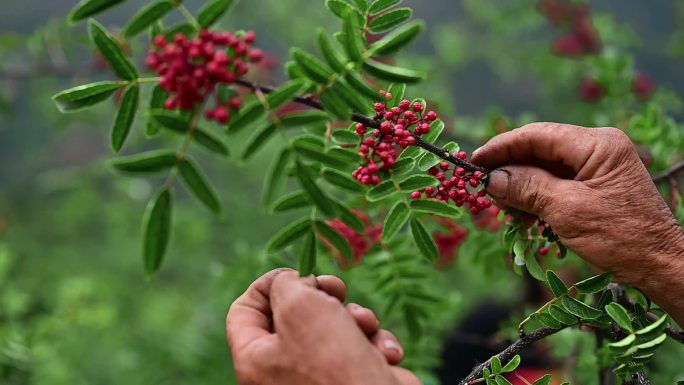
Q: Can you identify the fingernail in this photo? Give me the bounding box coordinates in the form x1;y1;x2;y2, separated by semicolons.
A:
383;339;402;355
486;169;510;200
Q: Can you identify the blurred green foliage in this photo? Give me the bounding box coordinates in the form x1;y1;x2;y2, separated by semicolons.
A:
1;0;684;384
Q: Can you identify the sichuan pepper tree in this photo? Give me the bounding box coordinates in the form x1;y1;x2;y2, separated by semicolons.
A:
52;0;684;383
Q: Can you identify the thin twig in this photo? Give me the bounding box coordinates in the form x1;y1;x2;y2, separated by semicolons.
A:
652;161;684;183
457;327;563;385
234;79;487;173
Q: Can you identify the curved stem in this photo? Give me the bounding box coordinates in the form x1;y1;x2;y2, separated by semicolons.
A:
234;79;487;173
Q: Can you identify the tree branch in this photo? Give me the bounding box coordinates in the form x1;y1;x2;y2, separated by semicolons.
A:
234;79;486;173
457;327;563;385
652;161;684;183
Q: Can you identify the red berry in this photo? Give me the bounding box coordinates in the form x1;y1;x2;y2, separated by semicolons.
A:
539;247;549;256
456;151;467;160
439;161;449;171
411;191;422;199
425;187;435;196
412;102;424;113
632;73;654;101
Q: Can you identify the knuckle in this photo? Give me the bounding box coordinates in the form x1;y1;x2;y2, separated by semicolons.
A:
601;127;632;150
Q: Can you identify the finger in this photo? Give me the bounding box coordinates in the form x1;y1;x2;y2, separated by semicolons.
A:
347;303;380;335
226;268;293;352
270;271;355;339
391;367;422;385
471;122;599;174
486;165;575;219
372;330;404;365
317;275;347;302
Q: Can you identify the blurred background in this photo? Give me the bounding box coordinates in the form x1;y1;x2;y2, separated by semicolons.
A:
1;1;684;384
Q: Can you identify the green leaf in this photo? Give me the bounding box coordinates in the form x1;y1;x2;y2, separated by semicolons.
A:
266;217;312;253
122;0;174;39
519;243;545;281
501;355;521;373
350;0;368;11
291;48;335;84
494;375;513;385
605;303;634;332
228;101;267;134
151;111;229;156
331;80;372;114
534;313;561;329
367;180;396;201
370;20;424;56
561;295;602;319
417;142;457;171
317;29;348;72
392;156;415;176
363;59;424;83
52;81;123;113
331;129;358;144
177;158;221;214
110;85;139;153
298;229;317;276
545;270;568;297
293;139;347;168
368;8;412;34
368;0;401;15
242;123;277;161
409;218;439;262
327;147;358;164
548;305;577;325
197;0;235;28
344;71;381;100
333;200;365;232
410;199;462;218
88;20;137;80
280;111;330;127
272;191;310;213
422;119;445;144
382;201;410;243
69;0;127;22
267;79;308;109
532;374;552;385
490;356;502;374
315;220;354;262
296;161;335;217
342;7;365;61
326;0;364;25
574;273;614;294
110;150;177;173
146;85;168;136
398;175;436;192
143;188;172;277
262;148;291;206
162;23;197;40
322;168;365;193
319;88;352;120
635;314;668;342
388;83;406;106
634;333;667;353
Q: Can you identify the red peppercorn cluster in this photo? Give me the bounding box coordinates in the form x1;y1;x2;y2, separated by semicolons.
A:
410;156;491;215
537;0;601;57
322;211;382;268
579;77;605;103
352;91;438;185
632;73;655;101
145;30;263;124
433;219;468;269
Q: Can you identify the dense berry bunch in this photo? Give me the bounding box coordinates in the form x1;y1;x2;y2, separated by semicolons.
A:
352;91;438;185
410;156;491;215
433;219;468;269
537;0;601;57
145;30;263;123
632;73;655;101
579;77;605;103
322;211;382;268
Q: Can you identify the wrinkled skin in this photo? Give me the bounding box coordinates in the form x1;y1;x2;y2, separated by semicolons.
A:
472;122;684;325
226;269;420;385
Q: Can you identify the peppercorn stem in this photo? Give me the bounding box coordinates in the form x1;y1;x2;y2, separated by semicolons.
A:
177;4;201;31
233;79;487;174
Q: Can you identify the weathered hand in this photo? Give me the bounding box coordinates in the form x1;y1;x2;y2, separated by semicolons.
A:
472;123;684;324
226;269;420;385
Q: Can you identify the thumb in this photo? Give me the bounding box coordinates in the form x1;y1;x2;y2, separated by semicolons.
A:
486;166;571;218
